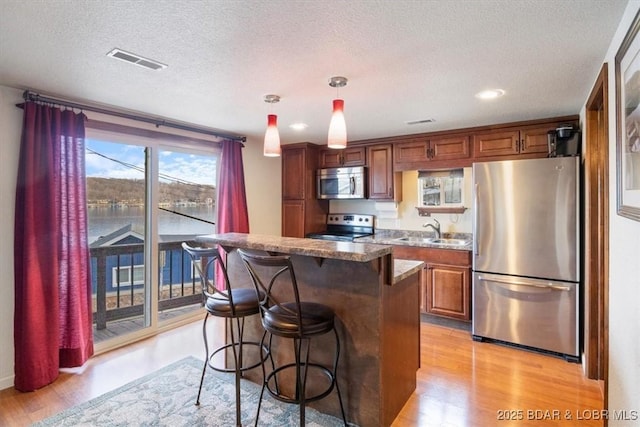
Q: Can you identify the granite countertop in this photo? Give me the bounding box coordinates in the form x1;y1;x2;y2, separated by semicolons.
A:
393;259;424;283
356;229;473;251
196;232;393;263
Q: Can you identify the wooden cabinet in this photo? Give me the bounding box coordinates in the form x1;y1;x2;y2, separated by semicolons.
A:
281;200;305;238
472;119;577;161
426;263;470;320
394;134;471;171
281;143;328;237
282;146;306;200
393;245;471;321
346;115;577;170
367;143;402;201
319;146;366;168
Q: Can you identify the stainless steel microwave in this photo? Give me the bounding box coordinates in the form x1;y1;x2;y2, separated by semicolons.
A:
316;166;366;199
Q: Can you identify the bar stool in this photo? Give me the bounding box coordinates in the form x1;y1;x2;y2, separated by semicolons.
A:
237;249;347;427
182;242;269;427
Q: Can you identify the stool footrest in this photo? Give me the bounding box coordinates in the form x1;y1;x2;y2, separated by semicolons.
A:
208;341;270;374
264;362;336;404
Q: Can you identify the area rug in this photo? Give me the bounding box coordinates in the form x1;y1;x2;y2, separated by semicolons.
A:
34;356;346;426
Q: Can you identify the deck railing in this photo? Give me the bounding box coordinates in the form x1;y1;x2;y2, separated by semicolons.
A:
91;240;203;330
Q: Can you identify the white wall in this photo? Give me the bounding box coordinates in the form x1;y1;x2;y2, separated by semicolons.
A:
600;2;640;423
0;86;22;390
0;84;281;390
243;137;282;235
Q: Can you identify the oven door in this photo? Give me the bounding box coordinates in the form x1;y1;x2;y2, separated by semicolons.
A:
316;167;365;199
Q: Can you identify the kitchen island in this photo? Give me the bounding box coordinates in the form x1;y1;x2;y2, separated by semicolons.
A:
196;233;423;427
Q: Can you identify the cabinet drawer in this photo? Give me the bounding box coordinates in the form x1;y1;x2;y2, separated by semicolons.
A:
393;245;471;266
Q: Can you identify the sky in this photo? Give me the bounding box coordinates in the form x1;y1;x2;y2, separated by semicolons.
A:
85;139;217;186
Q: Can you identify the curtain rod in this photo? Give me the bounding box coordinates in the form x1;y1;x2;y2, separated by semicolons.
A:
20;90;247;143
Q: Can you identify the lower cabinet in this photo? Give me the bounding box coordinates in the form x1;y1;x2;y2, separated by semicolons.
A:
425;262;470;320
393;245;471;321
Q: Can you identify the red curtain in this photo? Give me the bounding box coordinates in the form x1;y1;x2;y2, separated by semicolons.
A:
217;139;249;234
14;102;94;392
215;140;249;289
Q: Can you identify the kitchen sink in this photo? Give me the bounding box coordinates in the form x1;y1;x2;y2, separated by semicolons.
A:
394;237;469;246
426;238;469;246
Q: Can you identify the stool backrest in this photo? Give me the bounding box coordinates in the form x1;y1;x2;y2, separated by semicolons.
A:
181;242;234;305
237;249;304;333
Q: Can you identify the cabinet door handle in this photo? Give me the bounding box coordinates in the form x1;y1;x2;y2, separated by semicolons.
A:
477;275;571;291
520;139;525;152
516;140;520;152
473;183;479;256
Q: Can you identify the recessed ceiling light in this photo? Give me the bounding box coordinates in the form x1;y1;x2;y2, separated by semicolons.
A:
475;89;505;100
289;123;309;131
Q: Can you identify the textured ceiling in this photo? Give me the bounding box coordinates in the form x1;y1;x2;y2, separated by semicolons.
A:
0;0;629;145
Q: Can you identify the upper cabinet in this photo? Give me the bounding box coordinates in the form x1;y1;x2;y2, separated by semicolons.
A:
282;146;307;200
367;144;402;201
472;118;578;161
394;134;471;171
319;146;366;168
281;143;328;237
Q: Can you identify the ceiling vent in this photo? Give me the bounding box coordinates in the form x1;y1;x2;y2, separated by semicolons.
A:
405;118;435;125
106;48;167;71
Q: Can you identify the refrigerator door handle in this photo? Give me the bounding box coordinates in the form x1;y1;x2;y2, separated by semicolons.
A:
473;183;479;256
477;275;571;291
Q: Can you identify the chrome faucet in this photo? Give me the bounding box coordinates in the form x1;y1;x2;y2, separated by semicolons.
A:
422;218;441;238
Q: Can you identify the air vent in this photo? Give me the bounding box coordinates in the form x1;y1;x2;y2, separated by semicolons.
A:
107;48;167;71
405;118;436;125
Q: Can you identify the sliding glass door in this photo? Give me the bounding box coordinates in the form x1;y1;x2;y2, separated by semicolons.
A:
156;146;217;326
85;127;219;349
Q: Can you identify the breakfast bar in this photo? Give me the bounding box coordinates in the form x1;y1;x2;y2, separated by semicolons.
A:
196;233;423;427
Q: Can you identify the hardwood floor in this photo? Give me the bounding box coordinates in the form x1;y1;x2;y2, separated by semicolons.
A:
0;319;603;426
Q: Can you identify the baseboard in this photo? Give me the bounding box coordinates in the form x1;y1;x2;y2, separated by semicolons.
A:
420;313;471;332
0;373;14;391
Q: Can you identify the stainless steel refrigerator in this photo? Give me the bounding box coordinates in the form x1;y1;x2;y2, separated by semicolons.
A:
472;156;580;360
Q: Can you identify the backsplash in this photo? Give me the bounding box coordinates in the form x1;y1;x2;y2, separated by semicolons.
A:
329;169;473;233
369;228;472;241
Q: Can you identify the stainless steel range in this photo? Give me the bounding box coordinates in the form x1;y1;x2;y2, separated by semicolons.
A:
306;214;374;242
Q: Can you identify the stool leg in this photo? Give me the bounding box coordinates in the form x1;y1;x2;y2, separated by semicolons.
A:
195;312;210;406
229;317;242;427
299;338;312;427
254;331;271;427
332;328;348;426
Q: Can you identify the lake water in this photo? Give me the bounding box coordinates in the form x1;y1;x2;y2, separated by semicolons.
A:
88;205;216;243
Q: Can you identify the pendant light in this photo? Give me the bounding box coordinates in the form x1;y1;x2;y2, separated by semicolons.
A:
327;76;348;149
263;94;281;157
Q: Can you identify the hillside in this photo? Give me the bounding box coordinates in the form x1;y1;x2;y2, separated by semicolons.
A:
87;177;215;204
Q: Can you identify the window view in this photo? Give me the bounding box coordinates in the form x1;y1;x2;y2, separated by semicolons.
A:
417;169;464;208
85;136;217;344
